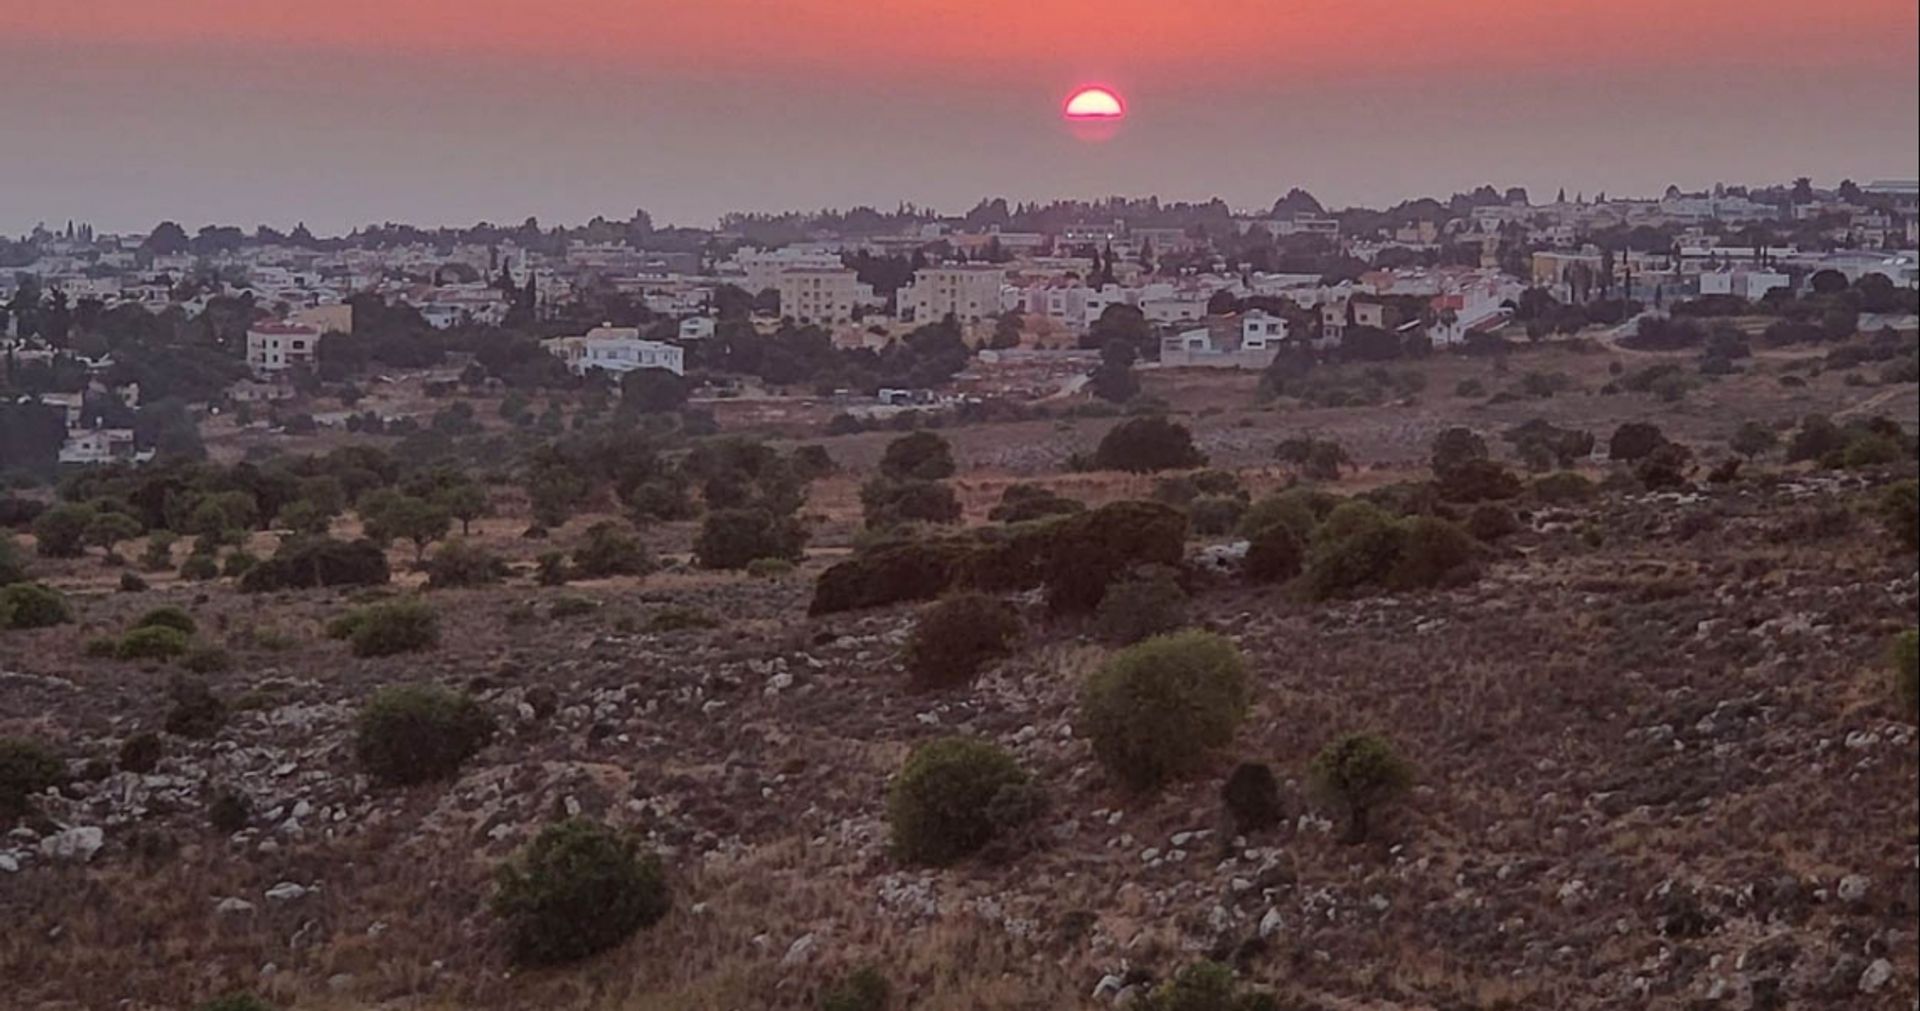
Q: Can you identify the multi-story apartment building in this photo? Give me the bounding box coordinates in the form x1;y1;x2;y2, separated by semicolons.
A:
898;264;1008;324
775;268;875;325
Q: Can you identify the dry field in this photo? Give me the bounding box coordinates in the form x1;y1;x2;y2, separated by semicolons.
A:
3;340;1917;1010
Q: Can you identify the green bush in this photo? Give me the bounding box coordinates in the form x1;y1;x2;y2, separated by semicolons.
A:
1303;502;1406;600
118;571;149;593
116;625;192;661
0;536;26;585
1094;565;1189;645
819;966;892;1011
1635;441;1695;490
1532;471;1596;503
1139;962;1272;1011
1243;516;1305;583
1876;480;1918;553
221;551;257;579
0;582;72;630
239;537;390;592
426;538;508;588
133;605;196;635
570;521;654;578
549;595;598;620
809;537;976;615
887;736;1032;866
1080;631;1249;791
207;788;251;833
1466;503;1521;542
355;683;493;786
32;503;94;558
1;738;63;820
904;593;1022;689
1387;517;1478;590
1308;733;1413;844
1609;422;1667;462
118;732;164;774
493;818;671;965
182;645;233;675
1187;495;1246;536
860;478;961;529
178;553;220;582
1093;416;1206;473
194;994;275;1011
646;605;720;633
1221;762;1282;834
1434;458;1523;503
1237;488;1332;543
987;483;1083;523
329;598;439;657
878;431;955;481
745;557;794;579
164;677;227;738
1893;629;1918;720
535;551;570;586
694;508;807;570
140;532;176;572
1044;500;1187;613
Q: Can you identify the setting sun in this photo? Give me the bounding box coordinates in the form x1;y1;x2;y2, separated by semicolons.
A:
1063;85;1125;119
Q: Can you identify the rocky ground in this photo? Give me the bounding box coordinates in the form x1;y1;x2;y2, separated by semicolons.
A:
2;468;1917;1010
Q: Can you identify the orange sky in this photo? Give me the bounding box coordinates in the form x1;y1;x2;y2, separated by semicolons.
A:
1;0;1915;230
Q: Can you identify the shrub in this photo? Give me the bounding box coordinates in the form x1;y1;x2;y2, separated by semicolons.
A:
1139;961;1272;1011
1388;517;1478;590
549;595;599;619
1608;422;1667;462
32;503;94;558
695;508;807;570
535;551;570;585
1434;458;1523;503
426;539;508;588
1893;629;1918;720
1;738;63;820
1532;471;1596;503
0;536;25;585
118;732;164;774
1635;441;1695;490
194;994;275;1011
1303;502;1406;600
1880;480;1918;552
134;606;196;635
1237;488;1331;543
178;553;219;582
887;736;1032;866
1095;565;1189;645
221;551;257;579
1275;437;1351;481
1242;516;1305;583
878;431;955;481
1842;433;1905;469
646;604;721;633
140;531;177;571
988;483;1083;523
355;683;494;786
1308;733;1413;844
118;571;148;593
1466;503;1521;542
330;599;439;657
1429;426;1488;479
1221;762;1283;835
1187;495;1246;536
1730;421;1779;460
745;557;794;579
1079;631;1249;791
1044;500;1187;613
571;522;654;578
1093;416;1206;473
116;625;192;661
239;537;390;592
0;582;72;630
819;967;892;1011
164;677;227;739
861;478;961;529
809;538;975;615
904;593;1022;689
207;788;251;833
493;818;671;965
183;645;232;675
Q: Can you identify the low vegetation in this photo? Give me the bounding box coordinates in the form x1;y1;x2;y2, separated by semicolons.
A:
1080;631;1249;791
492;818;672;965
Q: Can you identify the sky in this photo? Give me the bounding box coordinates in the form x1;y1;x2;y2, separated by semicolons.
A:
2;0;1916;235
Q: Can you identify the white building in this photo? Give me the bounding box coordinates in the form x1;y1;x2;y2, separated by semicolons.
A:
543;326;685;377
678;317;716;341
898;264;1008;324
245;322;321;375
1699;270;1791;300
58;428;141;466
1240;309;1289;349
734;248;845;293
776;268;875;325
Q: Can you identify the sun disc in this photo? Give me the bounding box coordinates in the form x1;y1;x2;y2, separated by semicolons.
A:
1064;86;1125;120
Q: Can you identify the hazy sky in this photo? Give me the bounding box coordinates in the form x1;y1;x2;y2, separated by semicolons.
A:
3;0;1916;235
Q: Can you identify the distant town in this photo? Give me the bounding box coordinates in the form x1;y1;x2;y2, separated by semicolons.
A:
2;178;1916;474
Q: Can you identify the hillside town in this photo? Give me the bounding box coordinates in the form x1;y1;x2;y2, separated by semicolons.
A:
2;179;1917;474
